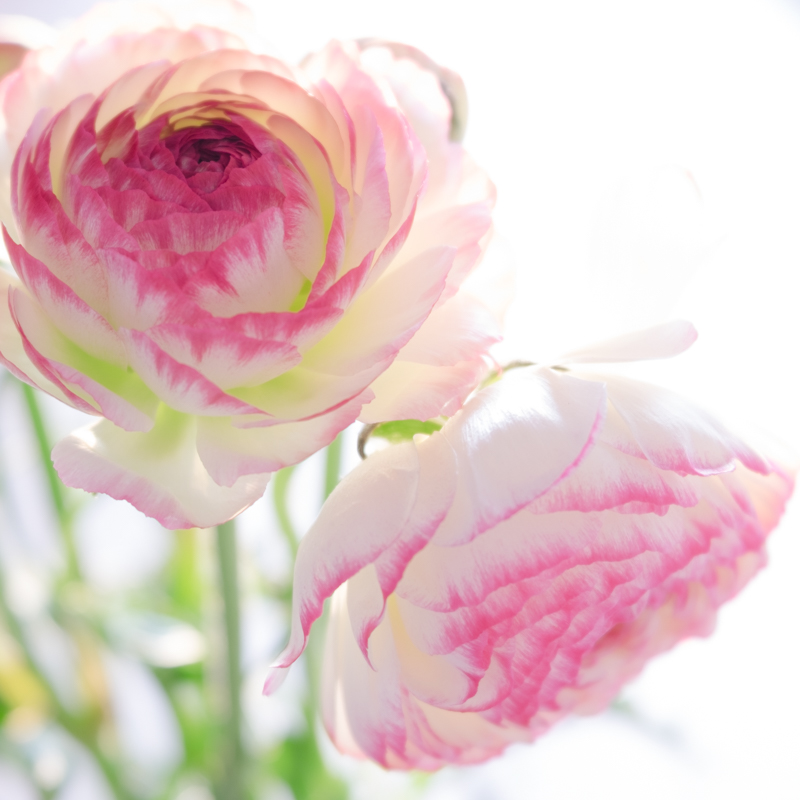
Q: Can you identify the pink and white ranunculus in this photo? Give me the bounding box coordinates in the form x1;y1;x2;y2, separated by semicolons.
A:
0;2;499;528
264;322;794;769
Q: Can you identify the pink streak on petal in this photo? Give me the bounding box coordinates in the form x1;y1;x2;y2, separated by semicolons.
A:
184;207;306;315
119;327;262;416
602;373;770;476
8;286;101;416
144;322;301;390
0;271;75;403
433;367;607;547
309;367;794;767
264;434;456;692
12;114;111;314
4;229;126;365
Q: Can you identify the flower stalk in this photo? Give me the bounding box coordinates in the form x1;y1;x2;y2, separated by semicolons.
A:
215;518;244;800
20;383;80;582
273;467;298;559
324;434;343;501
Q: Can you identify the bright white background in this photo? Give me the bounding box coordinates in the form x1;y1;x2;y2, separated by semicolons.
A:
2;0;800;798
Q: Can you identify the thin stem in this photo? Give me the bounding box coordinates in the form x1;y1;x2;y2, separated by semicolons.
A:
323;434;342;501
215;519;244;800
272;467;298;558
20;382;80;581
20;383;67;523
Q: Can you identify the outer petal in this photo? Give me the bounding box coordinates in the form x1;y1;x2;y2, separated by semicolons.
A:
557;320;698;364
354;40;469;206
4;230;126;365
8;285;158;428
0;267;76;403
264;432;456;692
599;373;770;476
52;409;269;529
394;293;502;367
0;15;53;78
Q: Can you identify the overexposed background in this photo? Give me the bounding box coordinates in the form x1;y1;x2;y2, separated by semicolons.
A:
1;0;800;798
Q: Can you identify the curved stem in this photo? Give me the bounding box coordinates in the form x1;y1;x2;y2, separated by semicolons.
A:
215;519;244;800
357;423;378;460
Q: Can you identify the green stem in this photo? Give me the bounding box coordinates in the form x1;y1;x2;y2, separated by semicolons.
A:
323;434;342;502
11;383;130;796
215;519;244;800
272;467;298;558
20;382;80;581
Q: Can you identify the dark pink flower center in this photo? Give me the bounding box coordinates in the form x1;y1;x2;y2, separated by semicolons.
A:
158;121;263;195
164;123;261;179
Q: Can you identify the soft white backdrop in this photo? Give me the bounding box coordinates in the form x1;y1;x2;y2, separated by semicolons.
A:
2;0;800;798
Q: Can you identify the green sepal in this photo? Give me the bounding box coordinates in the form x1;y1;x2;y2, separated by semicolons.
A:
371;418;443;443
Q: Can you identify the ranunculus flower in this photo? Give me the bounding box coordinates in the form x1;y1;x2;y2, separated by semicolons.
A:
0;1;499;528
264;322;794;769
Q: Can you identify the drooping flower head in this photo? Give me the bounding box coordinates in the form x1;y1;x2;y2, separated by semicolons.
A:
0;1;500;528
264;322;794;769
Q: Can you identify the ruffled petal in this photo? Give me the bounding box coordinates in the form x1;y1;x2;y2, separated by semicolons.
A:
52;409;269;529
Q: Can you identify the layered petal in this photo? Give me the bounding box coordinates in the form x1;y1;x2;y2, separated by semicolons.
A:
0;4;502;526
266;366;793;768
